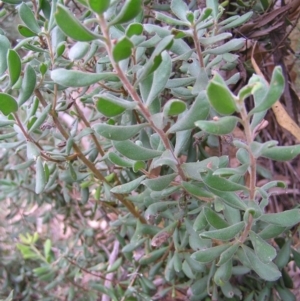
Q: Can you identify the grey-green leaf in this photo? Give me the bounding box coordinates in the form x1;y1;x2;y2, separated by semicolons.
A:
249;231;277;263
168;92;210;133
242;245;281;281
191;244;230;263
146;51;171;106
0;35;11;76
19;3;40;34
110;175;146;194
51;69;118;87
258;209;300;227
142;174;176;191
35;157;46;194
195;116;239;135
250;67;285;114
200;222;245;241
113;140;162;160
93;123;147;141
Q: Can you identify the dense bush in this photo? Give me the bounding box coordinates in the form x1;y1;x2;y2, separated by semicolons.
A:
1;0;300;300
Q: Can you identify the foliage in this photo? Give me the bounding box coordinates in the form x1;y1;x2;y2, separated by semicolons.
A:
0;0;299;300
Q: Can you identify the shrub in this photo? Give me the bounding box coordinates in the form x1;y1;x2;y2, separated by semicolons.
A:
0;0;299;300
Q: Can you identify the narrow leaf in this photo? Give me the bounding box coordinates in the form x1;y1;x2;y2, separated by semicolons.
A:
168;92;210;133
259;209;300;227
249;230;277;263
203;38;245;55
109;0;142;26
191;244;230;263
51;69;118;87
35;157;46;194
200;222;245;241
0;35;11;76
19;3;40;34
202;170;248;192
7;49;21;87
55;4;99;41
142;174;176;191
250;66;284;114
261;144;300;161
18;65;36;105
242;245;281;281
93;123;147;141
204;207;229;229
113;140;162;161
111;175;146;194
207;73;237;115
195;116;239;135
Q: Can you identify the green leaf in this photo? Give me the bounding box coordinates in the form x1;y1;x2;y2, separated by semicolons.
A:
95;94;136;117
0;93;18;116
28;104;52;133
171;0;189;21
220;11;253;30
146;51;172;106
200;222;245;241
163;99;186;116
88;0;110;14
202;170;248;192
7;50;21;87
242;245;281;281
19;3;40;34
110;176;146;194
109;0;142;26
137;35;174;82
207;73;237;115
18;65;36;105
51;69;118;87
199;33;232;46
217;243;239;266
142;174;176;191
276;285;296;301
113;37;133;62
249;231;276;263
155;12;189;26
250;66;285;114
113;140;162;160
275;239;291;269
258;224;287;240
108;152;133;167
122;237;147;253
93;123;147;141
260;144;300;161
168;92;210;133
203;38;245;55
0;35;10;76
55;4;99;41
68;42;90;61
193;209;208;231
204;207;229;229
44;239;52;260
195;116;239;135
259;209;300;227
191;244;230;263
35;157;46;194
126;23;143;37
182;181;215;199
18;25;37;38
214;260;232;286
139;246;169;265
